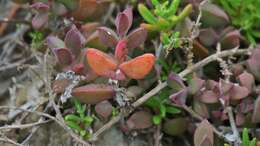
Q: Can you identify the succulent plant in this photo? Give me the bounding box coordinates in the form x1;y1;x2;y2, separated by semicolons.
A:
86;8;155;80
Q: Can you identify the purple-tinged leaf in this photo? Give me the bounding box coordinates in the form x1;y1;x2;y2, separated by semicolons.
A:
194;120;214;146
65;25;86;57
188;76;205;95
32;13;48;30
235;113;245;126
219;79;233;94
237;99;254;114
199;28;218;47
169;88;188;105
206;80;218;91
98;27;118;48
122;7;133;29
126;27;147;50
252;95;260;123
201;3;229;28
237;71;255;91
198;90;219;104
193;100;209;118
230;85;249;100
167;72;185;91
220;30;240;50
115;13;130;38
72;84;115;104
163;117;188;136
95;100;112;120
30;2;49;10
52;48;73;67
52;2;68;16
46;36;65;49
247;49;260;81
126;111;153;130
231;64;244;77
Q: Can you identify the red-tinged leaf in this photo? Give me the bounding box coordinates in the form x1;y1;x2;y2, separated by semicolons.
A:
163;117;188;136
169;88;188;105
115;13;130;38
46;36;65;49
194;120;214;146
126;111;152;130
52;48;73;67
230;85;249;100
98;27;118;48
52;79;71;93
188;76;205;95
95;100;112;120
237;71;255;91
114;40;127;63
119;53;155;79
86;48;118;76
71;63;84;74
252;95;260;123
122;7;133;29
72;84;115;104
32;13;48;30
220;30;240;50
65;25;86;57
167;72;185;91
199;90;219;104
30;2;49;10
193;100;209;118
126;27;147;50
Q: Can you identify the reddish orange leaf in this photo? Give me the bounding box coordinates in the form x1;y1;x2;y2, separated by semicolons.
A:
72;84;115;104
86;48;118;76
119;53;155;79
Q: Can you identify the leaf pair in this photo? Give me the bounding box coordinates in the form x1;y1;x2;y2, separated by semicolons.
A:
86;48;155;80
98;7;147;50
47;25;86;73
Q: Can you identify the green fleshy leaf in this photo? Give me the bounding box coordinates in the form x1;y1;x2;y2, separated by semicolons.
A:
138;4;157;24
152;115;162;125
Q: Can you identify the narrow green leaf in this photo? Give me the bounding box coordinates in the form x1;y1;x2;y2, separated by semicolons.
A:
159;104;166;117
152;115;162;125
168;0;180;15
166;106;181;114
242;128;249;146
65;121;81;131
151;0;160;6
138;4;157;24
65;114;81;122
84;116;94;125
